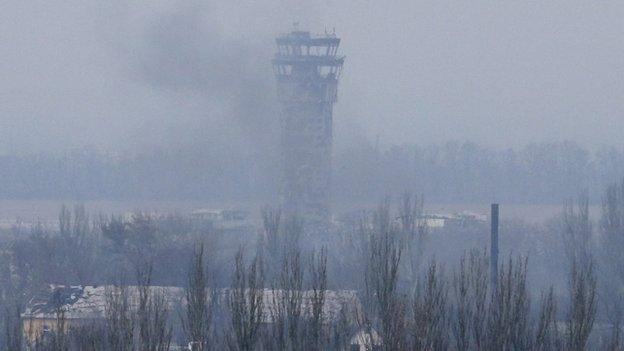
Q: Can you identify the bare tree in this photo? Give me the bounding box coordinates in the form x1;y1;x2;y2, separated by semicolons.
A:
363;201;406;351
451;251;488;351
452;254;470;351
59;205;97;285
327;307;352;351
412;261;449;351
100;215;128;253
136;262;172;351
264;245;304;351
282;215;303;252
534;287;561;351
67;322;106;350
261;206;282;263
559;195;597;350
487;256;531;351
599;179;624;346
562;195;592;268
307;247;328;351
105;284;134;351
469;250;489;350
565;257;597;351
397;192;427;286
604;313;621;351
39;290;69;351
183;243;215;351
228;247;264;351
3;305;22;351
282;246;305;350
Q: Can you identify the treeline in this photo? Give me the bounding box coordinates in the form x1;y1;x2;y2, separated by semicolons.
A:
0;147;277;201
2;141;624;203
334;141;624;204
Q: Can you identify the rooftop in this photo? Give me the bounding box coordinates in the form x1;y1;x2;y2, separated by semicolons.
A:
22;285;362;324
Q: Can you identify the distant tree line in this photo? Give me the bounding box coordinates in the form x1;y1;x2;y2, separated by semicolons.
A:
334;141;624;204
1;141;624;203
0;147;277;201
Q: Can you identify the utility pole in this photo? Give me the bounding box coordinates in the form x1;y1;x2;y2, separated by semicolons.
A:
490;203;499;290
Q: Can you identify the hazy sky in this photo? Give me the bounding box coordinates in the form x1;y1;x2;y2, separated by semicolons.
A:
1;1;623;153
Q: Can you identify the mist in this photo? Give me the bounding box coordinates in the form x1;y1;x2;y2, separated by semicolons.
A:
2;1;624;155
2;2;624;350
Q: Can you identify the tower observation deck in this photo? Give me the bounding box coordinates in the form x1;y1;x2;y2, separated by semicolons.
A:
272;30;345;223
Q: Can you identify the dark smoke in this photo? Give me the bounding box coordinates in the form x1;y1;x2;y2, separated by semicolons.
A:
130;2;279;151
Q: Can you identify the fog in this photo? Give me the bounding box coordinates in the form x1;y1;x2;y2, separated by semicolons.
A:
2;1;624;155
2;2;624;350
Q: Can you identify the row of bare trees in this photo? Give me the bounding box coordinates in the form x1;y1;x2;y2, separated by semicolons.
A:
0;211;346;351
6;185;624;350
357;196;600;351
361;249;598;350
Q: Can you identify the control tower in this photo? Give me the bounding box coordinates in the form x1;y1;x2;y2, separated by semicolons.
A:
272;30;345;222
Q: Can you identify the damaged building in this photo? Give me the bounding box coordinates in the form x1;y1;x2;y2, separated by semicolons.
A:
21;285;364;348
273;30;345;224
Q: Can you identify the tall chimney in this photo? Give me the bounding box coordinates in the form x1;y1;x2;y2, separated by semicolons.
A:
490;203;499;290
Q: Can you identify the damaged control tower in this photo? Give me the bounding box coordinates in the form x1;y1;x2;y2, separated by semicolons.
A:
273;30;345;223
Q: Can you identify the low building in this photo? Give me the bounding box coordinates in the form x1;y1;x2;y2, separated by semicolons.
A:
22;284;364;346
418;211;487;229
190;208;253;230
21;285;183;344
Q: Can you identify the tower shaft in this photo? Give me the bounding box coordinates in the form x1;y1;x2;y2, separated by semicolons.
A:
273;31;344;222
